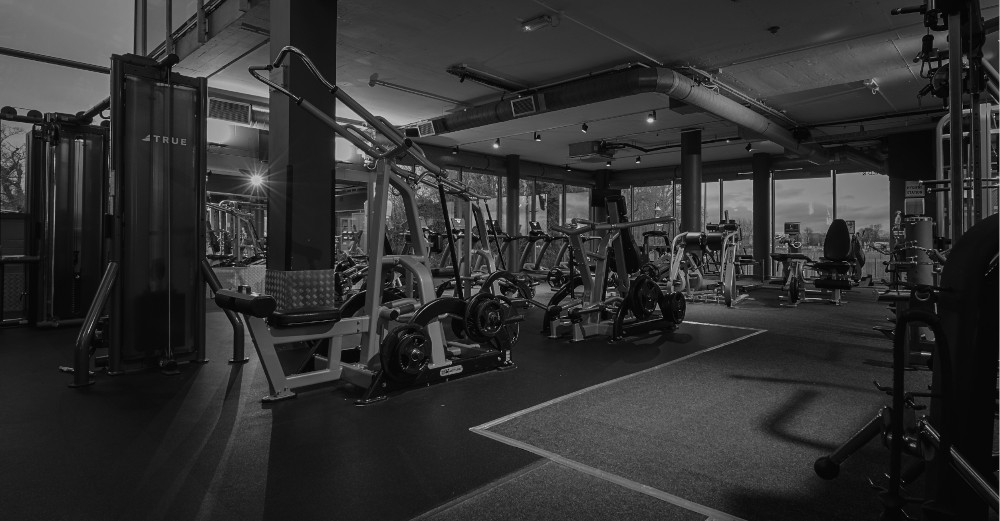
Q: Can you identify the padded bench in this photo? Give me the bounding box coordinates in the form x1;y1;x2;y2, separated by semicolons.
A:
214;288;341;328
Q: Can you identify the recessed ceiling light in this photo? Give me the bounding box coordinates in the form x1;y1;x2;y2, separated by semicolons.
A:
493;138;500;149
646;111;656;123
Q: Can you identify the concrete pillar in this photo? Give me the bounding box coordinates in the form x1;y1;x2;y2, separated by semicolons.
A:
264;0;339;309
680;129;702;232
752;153;772;279
504;154;520;270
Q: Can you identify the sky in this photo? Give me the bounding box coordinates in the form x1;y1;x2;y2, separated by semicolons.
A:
0;0;133;116
0;1;891;235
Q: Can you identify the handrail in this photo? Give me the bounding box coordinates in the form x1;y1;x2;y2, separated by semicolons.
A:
69;261;118;387
200;258;247;363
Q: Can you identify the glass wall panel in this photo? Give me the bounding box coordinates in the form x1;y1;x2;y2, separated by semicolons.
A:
772;176;834;267
703;180;721;229
533;181;562;268
518;179;533;236
837;172;890;282
631;184;676;259
721;178;754;256
564;185;590;223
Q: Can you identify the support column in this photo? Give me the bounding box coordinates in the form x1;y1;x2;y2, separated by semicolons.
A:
680;129;702;232
752;153;772;280
831;169;837;220
264;0;338;309
504;155;520;271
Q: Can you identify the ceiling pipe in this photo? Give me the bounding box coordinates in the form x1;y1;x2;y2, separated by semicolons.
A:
395;143;599;186
426;67;885;172
609;155;872;188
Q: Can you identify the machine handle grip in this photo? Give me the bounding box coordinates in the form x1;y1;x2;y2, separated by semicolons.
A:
248;65;301;104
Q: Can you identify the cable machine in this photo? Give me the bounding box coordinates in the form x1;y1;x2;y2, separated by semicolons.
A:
64;53;208;386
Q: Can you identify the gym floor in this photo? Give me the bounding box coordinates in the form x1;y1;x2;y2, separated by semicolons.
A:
0;284;925;521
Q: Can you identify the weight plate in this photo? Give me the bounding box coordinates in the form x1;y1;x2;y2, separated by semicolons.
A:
464;293;506;343
379;324;429;383
629;275;660;319
665;292;686;325
547;267;566;288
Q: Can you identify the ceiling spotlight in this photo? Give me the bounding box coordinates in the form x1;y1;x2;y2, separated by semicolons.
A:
493;138;500;149
452;146;459;155
635;156;642;164
565;164;571;171
606;159;612;167
534;132;541;142
581;123;589;133
646;110;656;123
521;14;558;32
249;173;265;187
745;143;754;152
864;78;879;95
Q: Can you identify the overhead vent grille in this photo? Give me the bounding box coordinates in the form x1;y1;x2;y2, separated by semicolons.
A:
413;120;436;137
208;98;252;125
510;96;537;118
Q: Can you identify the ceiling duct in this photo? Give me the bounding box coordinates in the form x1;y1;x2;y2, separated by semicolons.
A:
510;95;542;118
413;120;436;138
426;67;883;171
208;97;269;130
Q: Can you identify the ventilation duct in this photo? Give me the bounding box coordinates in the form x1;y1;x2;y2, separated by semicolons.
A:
426;67;883;171
414;120;436;137
208;97;269;130
510;95;541;118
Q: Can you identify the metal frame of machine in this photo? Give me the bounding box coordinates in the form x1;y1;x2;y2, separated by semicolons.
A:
543;196;685;342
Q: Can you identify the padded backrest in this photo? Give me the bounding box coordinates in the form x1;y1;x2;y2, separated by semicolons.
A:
824;219;852;261
214;289;277;318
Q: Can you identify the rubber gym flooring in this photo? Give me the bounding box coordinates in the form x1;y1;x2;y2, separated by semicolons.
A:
0;284;922;521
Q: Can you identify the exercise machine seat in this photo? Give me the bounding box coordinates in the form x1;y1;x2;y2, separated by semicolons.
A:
215;289;278;318
822;219;852;261
268;307;341;328
812;219;854;274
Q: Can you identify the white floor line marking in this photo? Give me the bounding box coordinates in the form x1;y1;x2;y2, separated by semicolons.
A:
472;429;750;521
471;327;766;431
683;320;764;331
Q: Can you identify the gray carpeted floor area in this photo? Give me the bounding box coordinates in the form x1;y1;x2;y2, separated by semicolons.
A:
456;285;928;521
413;460;707;521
